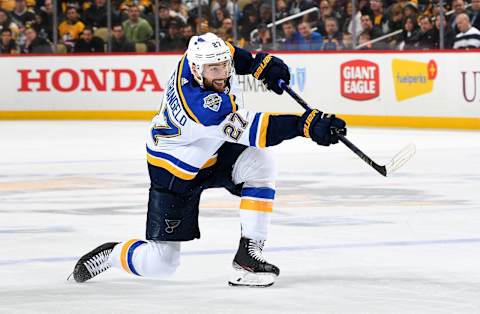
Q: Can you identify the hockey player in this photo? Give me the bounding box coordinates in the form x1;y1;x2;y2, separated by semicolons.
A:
71;33;346;287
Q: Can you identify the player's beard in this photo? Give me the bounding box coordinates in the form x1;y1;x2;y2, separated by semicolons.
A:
204;77;229;93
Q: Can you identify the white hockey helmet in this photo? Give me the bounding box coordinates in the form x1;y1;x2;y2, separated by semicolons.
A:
186;33;234;88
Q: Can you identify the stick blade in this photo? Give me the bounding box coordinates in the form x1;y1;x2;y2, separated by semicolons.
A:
384;143;416;176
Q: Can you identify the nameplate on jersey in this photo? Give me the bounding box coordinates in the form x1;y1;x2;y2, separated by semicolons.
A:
203;93;222;112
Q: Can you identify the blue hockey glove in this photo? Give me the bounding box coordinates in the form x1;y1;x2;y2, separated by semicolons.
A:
299;109;347;146
250;53;290;95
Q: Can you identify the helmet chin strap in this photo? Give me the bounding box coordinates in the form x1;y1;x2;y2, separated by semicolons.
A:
191;63;205;88
192;63;231;91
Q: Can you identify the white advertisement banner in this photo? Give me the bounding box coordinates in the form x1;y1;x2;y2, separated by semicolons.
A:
0;52;479;121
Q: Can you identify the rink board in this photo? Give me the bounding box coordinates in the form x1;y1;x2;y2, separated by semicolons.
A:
0;51;479;129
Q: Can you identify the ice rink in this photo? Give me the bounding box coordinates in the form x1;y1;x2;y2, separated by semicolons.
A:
1;121;479;314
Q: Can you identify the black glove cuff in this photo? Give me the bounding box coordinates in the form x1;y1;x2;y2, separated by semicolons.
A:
299;109;322;138
252;53;273;80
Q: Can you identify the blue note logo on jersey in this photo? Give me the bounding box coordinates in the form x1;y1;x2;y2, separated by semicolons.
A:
203;93;222;112
165;219;181;234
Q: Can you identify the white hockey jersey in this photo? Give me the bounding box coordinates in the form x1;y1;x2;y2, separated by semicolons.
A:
146;54;270;180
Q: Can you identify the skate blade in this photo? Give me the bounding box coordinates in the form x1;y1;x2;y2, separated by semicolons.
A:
228;268;277;288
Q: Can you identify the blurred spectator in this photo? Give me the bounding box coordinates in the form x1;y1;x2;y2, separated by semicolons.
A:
243;0;261;17
288;0;315;15
220;17;233;41
239;9;258;43
211;8;229;29
159;20;183;51
183;0;208;12
316;0;342;35
342;31;353;49
0;0;15;11
117;0;152;17
470;0;480;30
370;0;388;33
74;27;104;52
0;8;20;37
111;24;135;52
122;4;153;43
10;0;35;28
21;26;52;53
386;3;404;33
37;0;53;40
417;15;436;49
259;3;272;24
322;16;345;50
402;2;418;19
433;13;455;48
449;0;467;32
358;30;373;49
58;6;85;44
211;0;237;19
453;13;480;48
249;22;273;50
280;20;303;49
275;0;289;20
193;15;209;35
169;0;188;24
157;1;183;40
343;1;362;36
397;15;419;49
84;0;119;29
61;0;83;15
297;21;323;49
360;13;383;39
0;28;17;53
30;11;50;40
181;23;193;47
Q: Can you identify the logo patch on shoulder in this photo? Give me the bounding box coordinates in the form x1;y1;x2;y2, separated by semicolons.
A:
203;93;222;112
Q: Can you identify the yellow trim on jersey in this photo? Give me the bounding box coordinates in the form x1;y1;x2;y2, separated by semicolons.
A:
258;113;270;148
201;155;218;169
120;239;140;274
229;94;237;113
176;56;202;124
147;154;197;180
240;199;273;212
225;41;235;57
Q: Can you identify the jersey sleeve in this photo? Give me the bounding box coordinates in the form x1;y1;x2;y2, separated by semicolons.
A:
202;109;302;148
225;42;254;75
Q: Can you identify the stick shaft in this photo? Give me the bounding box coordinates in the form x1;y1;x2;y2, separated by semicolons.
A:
278;80;387;176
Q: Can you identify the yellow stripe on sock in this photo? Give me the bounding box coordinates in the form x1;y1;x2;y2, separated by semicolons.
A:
120;239;139;274
240;199;273;212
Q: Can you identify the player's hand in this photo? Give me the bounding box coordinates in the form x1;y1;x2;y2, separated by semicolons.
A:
299;109;347;146
251;53;290;95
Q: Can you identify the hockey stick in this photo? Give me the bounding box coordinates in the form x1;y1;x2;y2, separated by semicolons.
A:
278;79;416;177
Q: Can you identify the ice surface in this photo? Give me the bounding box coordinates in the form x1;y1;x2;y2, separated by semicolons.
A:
1;121;479;314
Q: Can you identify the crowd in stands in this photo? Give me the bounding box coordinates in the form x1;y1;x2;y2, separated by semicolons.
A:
1;0;479;54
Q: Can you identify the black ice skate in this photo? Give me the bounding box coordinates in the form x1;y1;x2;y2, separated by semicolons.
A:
228;237;280;287
70;242;119;283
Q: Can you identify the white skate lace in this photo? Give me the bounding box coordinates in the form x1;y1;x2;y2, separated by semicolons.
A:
248;240;266;263
83;249;113;277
